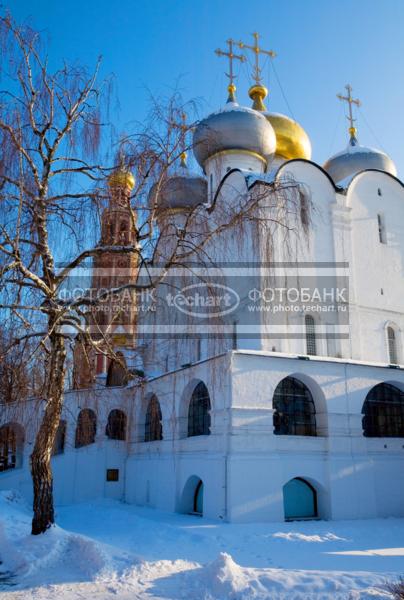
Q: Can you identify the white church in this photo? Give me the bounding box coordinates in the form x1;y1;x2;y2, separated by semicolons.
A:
1;35;404;523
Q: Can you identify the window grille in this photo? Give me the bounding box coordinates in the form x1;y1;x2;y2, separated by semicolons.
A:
75;409;97;448
106;410;127;441
305;315;317;356
362;383;404;437
188;382;211;437
273;377;317;436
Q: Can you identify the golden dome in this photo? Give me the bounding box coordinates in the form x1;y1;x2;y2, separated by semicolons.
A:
108;169;135;190
249;85;312;161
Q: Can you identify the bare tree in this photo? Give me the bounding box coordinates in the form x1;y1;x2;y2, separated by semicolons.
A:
0;13;121;533
0;13;309;534
0;326;45;404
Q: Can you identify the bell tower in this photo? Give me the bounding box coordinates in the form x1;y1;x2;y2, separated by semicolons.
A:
73;165;139;389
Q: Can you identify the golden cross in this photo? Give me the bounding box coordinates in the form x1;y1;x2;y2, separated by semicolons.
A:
172;111;188;166
337;84;361;137
238;32;276;85
215;39;245;100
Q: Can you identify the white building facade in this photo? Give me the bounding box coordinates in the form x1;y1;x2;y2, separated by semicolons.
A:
1;72;404;523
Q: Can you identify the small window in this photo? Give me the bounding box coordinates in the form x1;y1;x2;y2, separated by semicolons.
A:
299;190;310;229
305;315;317;356
106;352;127;387
106;468;119;482
387;326;398;364
119;221;128;244
377;213;387;244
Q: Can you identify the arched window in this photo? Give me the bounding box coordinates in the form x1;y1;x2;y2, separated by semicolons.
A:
106;409;127;441
52;420;66;456
145;395;163;442
305;315;317;356
387;326;398;364
106;353;127;387
0;423;24;471
362;383;404;437
75;409;97;448
283;477;317;520
188;382;211;437
273;377;317;436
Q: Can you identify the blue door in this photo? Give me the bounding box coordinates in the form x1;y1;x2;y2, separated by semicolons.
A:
283;478;317;520
194;481;204;515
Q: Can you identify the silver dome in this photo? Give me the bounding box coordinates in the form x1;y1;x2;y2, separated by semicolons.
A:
193;101;276;169
149;166;207;212
324;138;397;184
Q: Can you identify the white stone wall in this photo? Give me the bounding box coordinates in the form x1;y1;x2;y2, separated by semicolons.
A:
142;160;404;374
228;351;404;522
2;351;404;523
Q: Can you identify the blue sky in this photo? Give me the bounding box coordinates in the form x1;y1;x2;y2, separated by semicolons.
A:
7;0;404;175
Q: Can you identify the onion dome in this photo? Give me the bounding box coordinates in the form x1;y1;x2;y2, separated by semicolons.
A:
149;153;207;213
108;168;135;190
193;84;276;170
249;85;312;161
323;128;397;184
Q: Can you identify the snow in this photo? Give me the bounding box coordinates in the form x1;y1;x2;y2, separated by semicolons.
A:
0;490;403;599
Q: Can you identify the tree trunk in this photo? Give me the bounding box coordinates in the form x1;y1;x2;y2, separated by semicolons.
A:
31;332;66;535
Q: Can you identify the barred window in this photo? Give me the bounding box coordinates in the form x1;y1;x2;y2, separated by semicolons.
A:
188;382;211;437
305;315;317;356
0;423;24;471
144;395;163;442
362;383;404;437
273;377;317;436
106;409;127;441
52;420;66;455
387;327;398;364
75;409;97;448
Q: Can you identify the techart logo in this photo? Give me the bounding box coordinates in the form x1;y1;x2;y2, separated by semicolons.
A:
166;283;240;318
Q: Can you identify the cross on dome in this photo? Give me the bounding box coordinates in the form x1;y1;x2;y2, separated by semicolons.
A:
171;111;189;167
337;84;361;143
215;39;245;102
238;32;276;86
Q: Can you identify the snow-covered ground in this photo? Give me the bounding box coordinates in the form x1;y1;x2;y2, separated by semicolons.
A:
0;490;403;599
